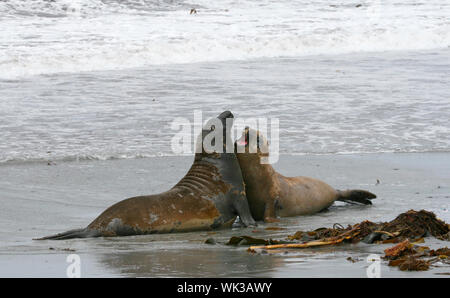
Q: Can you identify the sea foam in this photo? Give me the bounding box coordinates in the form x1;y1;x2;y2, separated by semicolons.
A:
1;0;449;78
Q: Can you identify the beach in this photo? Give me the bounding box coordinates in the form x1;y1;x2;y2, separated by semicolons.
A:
0;153;448;277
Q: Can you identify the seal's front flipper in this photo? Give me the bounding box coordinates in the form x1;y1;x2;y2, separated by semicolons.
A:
263;199;280;223
233;197;257;227
337;189;376;205
238;210;257;227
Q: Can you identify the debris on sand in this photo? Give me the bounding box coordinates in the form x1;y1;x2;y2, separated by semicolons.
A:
226;236;284;246
397;256;430;271
430;247;450;257
228;210;449;272
384;239;415;258
346;256;361;263
377;210;449;240
205;238;217;245
382;239;450;271
246;210;448;253
383;239;428;271
265;227;286;231
49;247;76;252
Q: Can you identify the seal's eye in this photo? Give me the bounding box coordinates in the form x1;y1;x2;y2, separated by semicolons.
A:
210;125;215;131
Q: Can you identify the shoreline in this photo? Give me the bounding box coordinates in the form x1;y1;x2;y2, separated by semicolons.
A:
2;150;450;167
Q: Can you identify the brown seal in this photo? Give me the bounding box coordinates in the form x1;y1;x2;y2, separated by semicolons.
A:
235;127;376;222
37;111;256;240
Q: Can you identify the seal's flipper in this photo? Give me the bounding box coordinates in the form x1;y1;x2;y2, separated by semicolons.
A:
35;228;100;240
238;210;257;227
337;189;376;205
239;214;257;227
233;197;257;227
263;199;280;223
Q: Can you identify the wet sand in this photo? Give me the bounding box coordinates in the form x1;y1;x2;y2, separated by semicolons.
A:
0;153;449;277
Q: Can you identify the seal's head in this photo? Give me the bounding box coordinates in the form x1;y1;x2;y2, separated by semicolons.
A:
197;110;235;155
235;126;270;157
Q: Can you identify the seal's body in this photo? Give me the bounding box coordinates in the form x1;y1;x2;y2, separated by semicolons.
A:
38;111;255;240
235;128;376;222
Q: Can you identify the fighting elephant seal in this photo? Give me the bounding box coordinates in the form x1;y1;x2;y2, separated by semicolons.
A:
37;111;255;240
235;127;376;222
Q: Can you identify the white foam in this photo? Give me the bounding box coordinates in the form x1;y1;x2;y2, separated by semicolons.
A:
1;0;449;78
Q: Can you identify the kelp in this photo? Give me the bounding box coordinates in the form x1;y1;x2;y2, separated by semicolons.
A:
286;220;378;244
382;239;449;271
378;210;449;239
230;210;449;272
244;210;448;253
226;236;284;246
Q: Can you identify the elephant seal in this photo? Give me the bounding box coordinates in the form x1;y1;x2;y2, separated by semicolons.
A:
37;111;255;240
235;127;376;222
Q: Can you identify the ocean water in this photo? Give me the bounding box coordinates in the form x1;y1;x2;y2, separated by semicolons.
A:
1;0;450;163
1;0;450;77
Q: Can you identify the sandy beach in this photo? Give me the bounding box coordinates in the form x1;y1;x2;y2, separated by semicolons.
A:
0;153;448;277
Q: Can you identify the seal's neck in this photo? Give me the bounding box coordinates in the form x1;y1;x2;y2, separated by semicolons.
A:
237;153;277;191
174;156;230;195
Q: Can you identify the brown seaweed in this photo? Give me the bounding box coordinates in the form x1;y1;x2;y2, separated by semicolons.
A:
238;210;450;272
226;236;283;246
246;210;448;252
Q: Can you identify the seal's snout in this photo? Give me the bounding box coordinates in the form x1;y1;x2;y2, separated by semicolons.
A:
236;134;247;146
236;126;251;146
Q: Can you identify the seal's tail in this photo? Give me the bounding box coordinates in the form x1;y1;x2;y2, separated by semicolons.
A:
34;228;100;240
337;189;376;205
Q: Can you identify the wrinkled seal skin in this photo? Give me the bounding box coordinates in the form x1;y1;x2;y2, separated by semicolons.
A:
235;128;376;223
37;111;255;240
